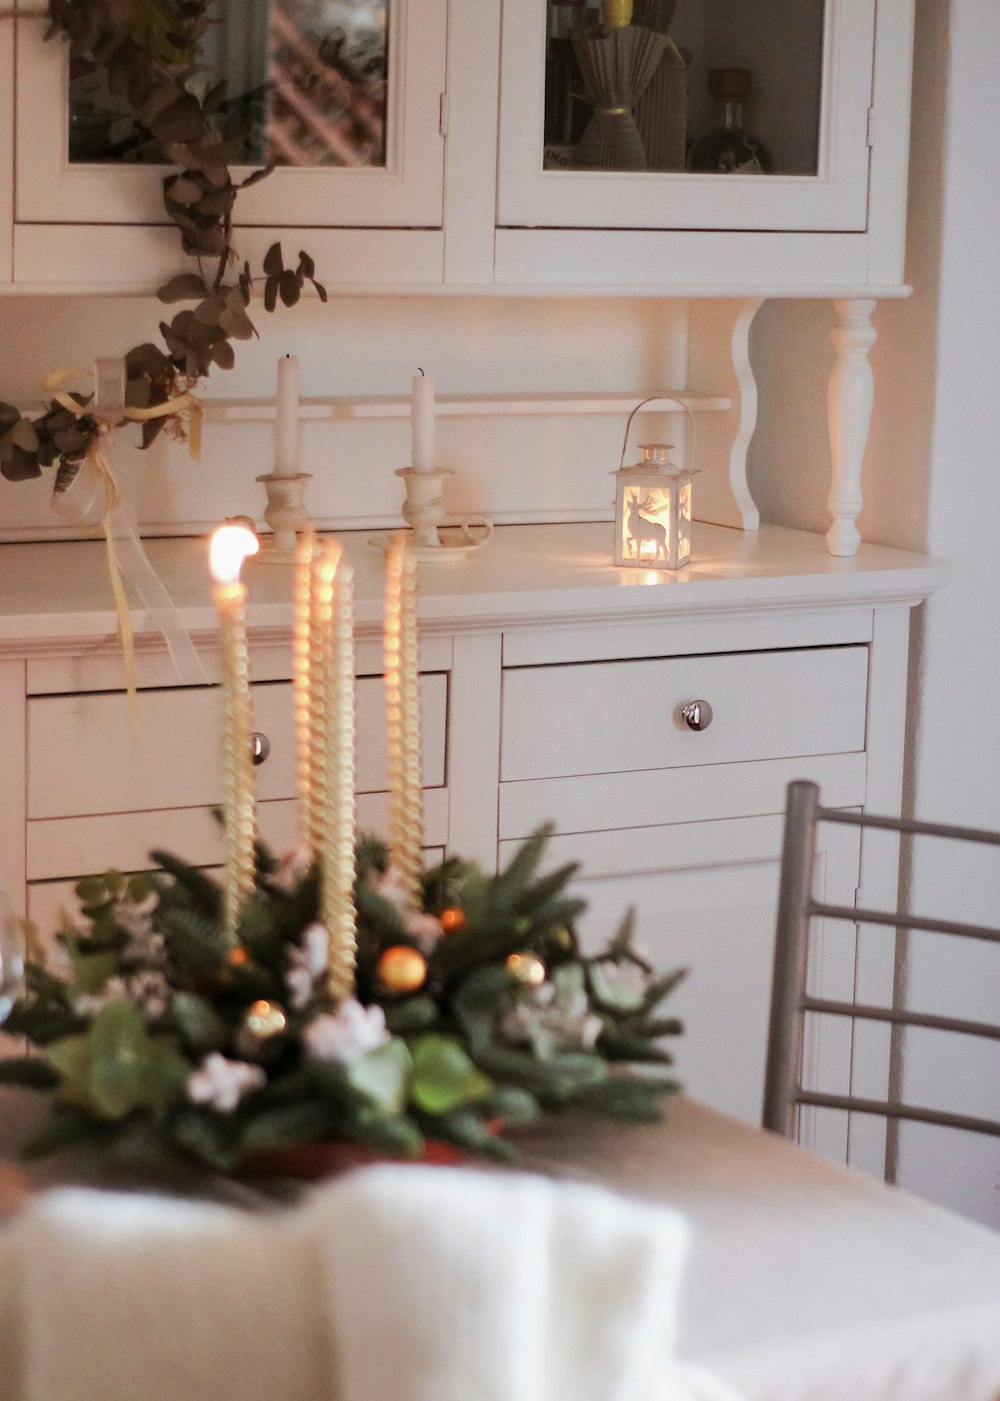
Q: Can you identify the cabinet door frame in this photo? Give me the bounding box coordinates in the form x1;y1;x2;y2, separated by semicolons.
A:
496;0;876;233
0;16;12;282
14;0;447;230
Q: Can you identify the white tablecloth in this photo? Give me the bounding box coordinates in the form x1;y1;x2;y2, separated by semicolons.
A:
516;1099;1000;1401
3;1093;1000;1401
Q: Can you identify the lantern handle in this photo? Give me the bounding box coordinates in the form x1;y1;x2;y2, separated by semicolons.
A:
618;396;697;474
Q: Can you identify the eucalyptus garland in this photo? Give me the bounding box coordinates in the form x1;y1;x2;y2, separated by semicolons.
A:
0;0;326;492
0;828;683;1172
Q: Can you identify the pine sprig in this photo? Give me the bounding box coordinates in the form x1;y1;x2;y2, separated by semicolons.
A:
6;827;686;1172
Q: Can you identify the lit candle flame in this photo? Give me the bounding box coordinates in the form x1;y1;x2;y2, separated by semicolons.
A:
210;525;259;584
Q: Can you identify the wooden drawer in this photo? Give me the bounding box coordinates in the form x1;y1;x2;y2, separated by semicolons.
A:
500;647;868;782
27;674;447;820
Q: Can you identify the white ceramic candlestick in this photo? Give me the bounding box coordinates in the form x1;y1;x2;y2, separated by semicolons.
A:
255;355;313;564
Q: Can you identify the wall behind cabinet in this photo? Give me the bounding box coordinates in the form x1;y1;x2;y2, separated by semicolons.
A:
747;0;1000;1231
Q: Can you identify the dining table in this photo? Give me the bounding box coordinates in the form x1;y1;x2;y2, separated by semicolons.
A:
2;1090;1000;1401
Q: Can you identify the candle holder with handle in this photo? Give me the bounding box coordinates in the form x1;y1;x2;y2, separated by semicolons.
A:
390;466;493;560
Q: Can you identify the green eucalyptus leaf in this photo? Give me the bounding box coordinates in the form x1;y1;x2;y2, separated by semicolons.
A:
45;1034;92;1110
86;999;150;1119
70;949;119;995
410;1034;492;1117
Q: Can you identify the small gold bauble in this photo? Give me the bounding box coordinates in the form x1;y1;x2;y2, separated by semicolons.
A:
506;951;546;987
439;906;467;935
549;926;575;953
243;999;288;1040
228;946;249;966
378;945;428;994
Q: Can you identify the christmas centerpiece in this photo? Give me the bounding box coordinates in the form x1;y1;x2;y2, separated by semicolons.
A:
0;530;683;1172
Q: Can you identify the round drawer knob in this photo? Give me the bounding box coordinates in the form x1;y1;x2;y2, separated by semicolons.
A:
250;732;271;765
679;700;713;732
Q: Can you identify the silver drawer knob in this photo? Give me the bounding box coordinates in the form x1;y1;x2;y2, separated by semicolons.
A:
250;732;271;765
679;700;713;732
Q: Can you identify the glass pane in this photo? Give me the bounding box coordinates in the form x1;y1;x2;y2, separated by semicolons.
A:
543;0;825;177
68;1;389;169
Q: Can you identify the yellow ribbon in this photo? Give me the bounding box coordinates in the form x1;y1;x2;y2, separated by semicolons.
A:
596;105;629;116
41;368;204;718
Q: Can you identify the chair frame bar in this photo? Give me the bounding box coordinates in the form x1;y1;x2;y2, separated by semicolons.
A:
763;780;1000;1143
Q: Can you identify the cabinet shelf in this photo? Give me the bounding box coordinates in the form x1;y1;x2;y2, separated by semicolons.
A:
201;392;731;425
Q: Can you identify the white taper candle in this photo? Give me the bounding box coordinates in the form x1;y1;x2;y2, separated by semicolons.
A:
411;370;435;472
274;355;300;479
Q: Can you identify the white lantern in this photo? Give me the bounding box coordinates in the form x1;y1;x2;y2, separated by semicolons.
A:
614;443;695;570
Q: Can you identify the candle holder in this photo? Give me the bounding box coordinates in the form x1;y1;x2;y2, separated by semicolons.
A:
254;471;314;564
374;467;493;561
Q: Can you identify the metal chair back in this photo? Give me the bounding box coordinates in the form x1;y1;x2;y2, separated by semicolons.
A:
763;779;1000;1141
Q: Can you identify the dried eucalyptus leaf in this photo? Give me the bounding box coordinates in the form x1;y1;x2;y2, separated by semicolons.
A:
163;175;203;208
313;280;329;305
263;243;284;278
10;418;40;452
2;446;43;482
297;251;315;280
125;343;170;381
0;401;21;429
218;305;256;341
264;277;278;314
279;270;300;308
157;272;208;303
124;377;153;409
141;79;186;129
192;295;227;327
211;341;236;371
149;93;203;146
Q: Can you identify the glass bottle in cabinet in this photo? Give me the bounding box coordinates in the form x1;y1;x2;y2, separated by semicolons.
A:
688;68;771;174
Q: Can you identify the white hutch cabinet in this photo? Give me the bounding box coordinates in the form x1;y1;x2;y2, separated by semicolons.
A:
1;0;914;292
0;2;937;1174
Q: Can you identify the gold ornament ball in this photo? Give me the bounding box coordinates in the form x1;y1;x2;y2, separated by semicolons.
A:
243;999;288;1041
506;951;546;987
378;945;428;994
228;946;250;966
439;906;467;935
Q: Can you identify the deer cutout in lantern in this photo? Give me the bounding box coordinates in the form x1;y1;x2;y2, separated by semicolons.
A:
625;489;669;562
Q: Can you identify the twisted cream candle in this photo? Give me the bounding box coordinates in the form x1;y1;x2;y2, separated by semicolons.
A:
319;541;357;998
293;531;318;853
209;524;260;942
385;538;423;905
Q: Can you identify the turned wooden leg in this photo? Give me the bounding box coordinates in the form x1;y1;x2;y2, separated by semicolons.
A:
827;298;877;557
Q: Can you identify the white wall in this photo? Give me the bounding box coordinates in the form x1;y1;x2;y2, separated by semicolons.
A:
0;294;689;538
750;0;1000;1227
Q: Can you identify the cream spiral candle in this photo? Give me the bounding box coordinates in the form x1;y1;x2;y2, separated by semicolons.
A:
292;530;318;854
319;542;357;997
385;538;423;905
209;524;260;942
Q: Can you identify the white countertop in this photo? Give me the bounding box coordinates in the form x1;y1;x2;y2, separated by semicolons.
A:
0;523;949;652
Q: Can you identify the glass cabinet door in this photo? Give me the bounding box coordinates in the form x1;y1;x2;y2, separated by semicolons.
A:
15;0;446;228
498;0;876;231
